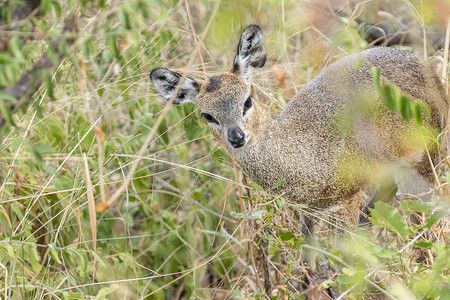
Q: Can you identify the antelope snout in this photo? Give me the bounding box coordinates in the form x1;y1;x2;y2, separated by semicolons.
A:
227;126;246;148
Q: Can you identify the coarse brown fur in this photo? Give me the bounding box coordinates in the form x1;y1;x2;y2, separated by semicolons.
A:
150;25;448;235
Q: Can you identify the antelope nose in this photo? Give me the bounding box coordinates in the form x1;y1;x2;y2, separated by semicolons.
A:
228;127;246;148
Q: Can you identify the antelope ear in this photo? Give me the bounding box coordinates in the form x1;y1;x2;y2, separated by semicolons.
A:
232;25;266;82
150;68;200;104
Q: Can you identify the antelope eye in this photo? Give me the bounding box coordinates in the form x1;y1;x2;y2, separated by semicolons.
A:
243;96;252;115
201;112;219;125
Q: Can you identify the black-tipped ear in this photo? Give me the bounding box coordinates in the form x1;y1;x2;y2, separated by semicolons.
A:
232;25;266;82
150;68;200;105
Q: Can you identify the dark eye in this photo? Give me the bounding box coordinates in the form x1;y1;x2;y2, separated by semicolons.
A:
243;96;252;115
201;112;219;125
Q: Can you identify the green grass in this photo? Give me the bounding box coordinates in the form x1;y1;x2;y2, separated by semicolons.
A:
0;0;449;299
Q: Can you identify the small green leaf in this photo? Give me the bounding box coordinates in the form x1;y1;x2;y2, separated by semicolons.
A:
399;95;412;121
381;85;396;110
80;36;90;59
354;55;364;69
336;269;366;290
0;102;14;126
268;239;282;255
157;118;169;145
416;99;431;119
47;43;59;65
0;91;16;102
327;248;343;264
401;199;433;215
41;0;51;13
374;246;398;259
107;36;120;60
44;72;55;100
288;237;304;248
249;182;264;191
413;240;433;249
52;1;61;14
271;179;284;189
322;279;334;289
371;66;381;91
9;35;24;61
370;202;408;241
138;1;150;18
412;103;423;125
58;38;68;55
48;243;62;264
119;7;131;30
426;209;446;227
95;284;119;299
277;232;294;241
240;196;254;202
62;292;85;300
275;197;285;209
289;203;308;210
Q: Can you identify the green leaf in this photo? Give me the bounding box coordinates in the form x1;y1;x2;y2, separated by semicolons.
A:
275;197;285;209
240;196;254;202
95;284;119;299
327;248;343;264
413;240;433;249
119;7;131;30
249;182;264;191
46;117;65;143
287;237;304;248
432;243;449;273
271;179;284;189
401;199;433;215
34;144;55;154
157;118;169;145
9;35;24;61
289;203;308;210
322;279;334;289
374;246;398;259
381;85;396;110
41;0;51;13
268;239;282;255
399;95;412;121
416;99;431;119
0;91;17;103
80;36;95;59
47;43;59;65
107;36;120;60
48;243;62;264
0;102;14;126
371;66;381;91
62;292;85;300
58;38;68;55
426;209;446;227
354;54;364;69
52;1;61;14
370;202;408;241
336;269;366;290
44;72;55;99
277;232;294;241
412;103;423;125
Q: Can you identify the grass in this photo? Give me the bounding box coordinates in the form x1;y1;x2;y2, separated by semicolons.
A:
0;0;449;299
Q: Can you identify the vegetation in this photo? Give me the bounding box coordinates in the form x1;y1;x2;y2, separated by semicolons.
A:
0;0;448;299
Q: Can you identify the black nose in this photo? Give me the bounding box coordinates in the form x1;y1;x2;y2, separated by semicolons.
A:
227;127;246;148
